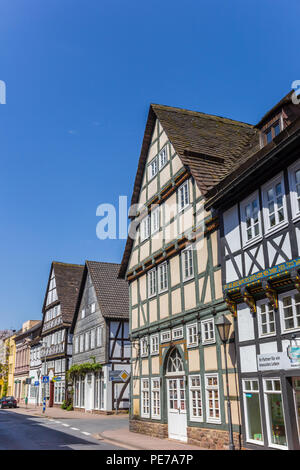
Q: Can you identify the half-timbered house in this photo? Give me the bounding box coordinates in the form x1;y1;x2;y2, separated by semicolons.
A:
40;261;84;406
70;261;130;413
205;91;300;449
118;104;253;449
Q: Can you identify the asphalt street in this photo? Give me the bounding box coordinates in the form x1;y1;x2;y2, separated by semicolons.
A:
0;409;124;450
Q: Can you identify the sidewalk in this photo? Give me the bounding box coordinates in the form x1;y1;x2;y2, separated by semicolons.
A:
96;428;206;451
10;404;128;421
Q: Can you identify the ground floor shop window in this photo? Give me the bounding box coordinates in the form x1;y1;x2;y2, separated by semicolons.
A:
151;378;160;419
54;381;65;404
205;374;220;423
141;379;150;418
189;375;202;421
264;378;287;448
293;377;300;443
243;379;263;444
80;376;85;407
94;372;105;410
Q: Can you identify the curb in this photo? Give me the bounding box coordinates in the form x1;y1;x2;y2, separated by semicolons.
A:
94;432;145;450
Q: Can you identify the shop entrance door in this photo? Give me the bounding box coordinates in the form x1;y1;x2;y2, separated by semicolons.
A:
293;378;300;443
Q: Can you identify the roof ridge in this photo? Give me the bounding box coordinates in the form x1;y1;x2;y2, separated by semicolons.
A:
151;103;254;129
86;260;121;266
53;261;84;268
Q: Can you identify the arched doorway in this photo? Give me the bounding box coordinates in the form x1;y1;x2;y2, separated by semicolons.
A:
165;348;187;442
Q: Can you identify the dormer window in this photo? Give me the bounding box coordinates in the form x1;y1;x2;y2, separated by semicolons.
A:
263;120;281;145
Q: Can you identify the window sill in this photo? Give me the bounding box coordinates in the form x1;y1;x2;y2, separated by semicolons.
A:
182;275;194;283
202;340;216;346
189;417;204;423
258;332;276;339
242;235;263;250
246;439;264;446
264;221;289;238
292;213;300;224
187;343;198;349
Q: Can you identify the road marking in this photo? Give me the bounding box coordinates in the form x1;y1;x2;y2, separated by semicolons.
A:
71;427;79;431
81;431;91;436
62;423;70;427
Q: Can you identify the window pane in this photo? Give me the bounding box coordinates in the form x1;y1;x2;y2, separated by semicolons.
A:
266;393;287;446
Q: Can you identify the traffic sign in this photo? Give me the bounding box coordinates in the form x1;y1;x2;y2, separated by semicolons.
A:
119;370;130;382
42;376;49;384
34;381;39;387
53;376;61;382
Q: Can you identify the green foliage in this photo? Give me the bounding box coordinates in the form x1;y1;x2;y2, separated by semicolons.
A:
66;361;102;383
66;404;73;411
61;400;68;410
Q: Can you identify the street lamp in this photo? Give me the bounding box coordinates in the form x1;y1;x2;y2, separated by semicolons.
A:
40;341;48;413
215;314;235;451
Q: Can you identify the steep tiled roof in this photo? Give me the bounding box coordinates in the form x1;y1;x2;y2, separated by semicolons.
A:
86;261;129;320
43;262;84;325
152;104;258;194
119;103;257;278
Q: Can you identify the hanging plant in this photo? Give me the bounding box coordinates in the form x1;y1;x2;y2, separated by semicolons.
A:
66;361;102;383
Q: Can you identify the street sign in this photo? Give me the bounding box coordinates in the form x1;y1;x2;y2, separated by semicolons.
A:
119;370;130;382
42;376;49;384
109;370;130;382
34;381;39;387
53;376;61;382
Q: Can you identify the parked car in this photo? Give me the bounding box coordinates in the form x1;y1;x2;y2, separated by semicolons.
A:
0;396;17;409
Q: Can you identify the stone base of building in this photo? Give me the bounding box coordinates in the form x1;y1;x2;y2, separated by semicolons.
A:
130;418;241;450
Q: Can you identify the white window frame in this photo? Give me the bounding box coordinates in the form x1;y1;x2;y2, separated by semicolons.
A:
158;146;168;170
79;334;84;353
150;334;159;355
189;375;203;422
151;377;161;419
148;268;157;298
74;336;79;354
182;246;194;281
96;326;102;347
257;299;276;338
205;373;221;424
172;327;183;340
186;322;198;348
263;378;288;450
178;180;190;212
85;331;90;351
141;378;150;418
140;215;150;242
91;303;96;314
288;159;300;221
279;289;300;334
262;172;287;236
90;329;96;349
148;157;158;180
158;262;168;293
81;308;85;319
240;191;262;247
140;337;148;357
160;330;171;343
201;319;215;345
242;379;264;445
151;207;160;235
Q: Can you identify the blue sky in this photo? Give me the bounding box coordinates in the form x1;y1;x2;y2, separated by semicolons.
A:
0;0;299;330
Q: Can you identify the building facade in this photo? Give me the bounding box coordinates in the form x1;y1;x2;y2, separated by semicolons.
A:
14;321;41;403
71;261;130;413
206;91;300;449
119;104;248;449
5;333;17;397
40;262;84;407
28;328;43;405
0;330;13;397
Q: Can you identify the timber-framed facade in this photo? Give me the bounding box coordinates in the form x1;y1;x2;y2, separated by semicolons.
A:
206;91;300;450
119;104;251;449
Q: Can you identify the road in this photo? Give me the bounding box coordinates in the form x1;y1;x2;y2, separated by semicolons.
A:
0;409;125;450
